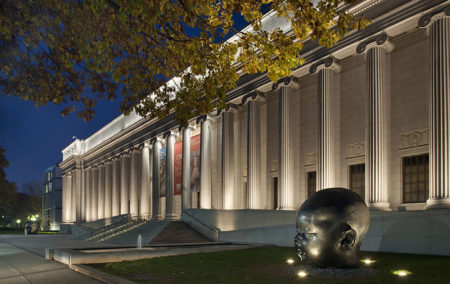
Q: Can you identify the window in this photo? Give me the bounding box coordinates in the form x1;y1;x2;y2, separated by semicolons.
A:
403;154;429;203
48;172;51;181
349;164;365;198
307;171;316;197
49;182;52;192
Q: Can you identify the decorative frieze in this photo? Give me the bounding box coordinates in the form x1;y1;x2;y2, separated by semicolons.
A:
399;129;429;149
346;142;365;158
304;153;317;166
270;160;278;172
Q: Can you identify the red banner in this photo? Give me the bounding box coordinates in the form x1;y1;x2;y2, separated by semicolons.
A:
190;134;201;192
173;141;183;195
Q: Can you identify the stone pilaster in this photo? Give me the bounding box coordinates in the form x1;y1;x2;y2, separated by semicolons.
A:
111;156;121;217
85;168;91;222
151;137;163;220
357;33;394;210
420;7;450;208
222;105;238;209
140;142;152;220
104;159;113;219
130;148;140;219
62;173;72;223
199;116;212;209
97;162;105;220
243;92;265;209
310;58;341;190
120;152;130;215
91;167;98;221
181;125;193;210
165;131;178;220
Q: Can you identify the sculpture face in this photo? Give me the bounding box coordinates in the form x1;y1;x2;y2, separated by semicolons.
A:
295;188;370;268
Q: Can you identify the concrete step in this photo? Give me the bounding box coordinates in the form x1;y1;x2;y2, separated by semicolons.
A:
150;221;211;244
102;221;169;246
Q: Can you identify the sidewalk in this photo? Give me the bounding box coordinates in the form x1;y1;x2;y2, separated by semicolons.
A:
0;234;118;284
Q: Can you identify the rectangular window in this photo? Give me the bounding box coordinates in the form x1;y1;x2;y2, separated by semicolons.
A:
307;171;316;197
48;172;51;181
349;164;365;198
403;154;429;203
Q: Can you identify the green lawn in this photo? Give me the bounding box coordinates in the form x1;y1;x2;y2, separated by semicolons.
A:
90;247;450;284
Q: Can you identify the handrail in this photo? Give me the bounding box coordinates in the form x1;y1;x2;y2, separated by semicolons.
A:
181;210;220;241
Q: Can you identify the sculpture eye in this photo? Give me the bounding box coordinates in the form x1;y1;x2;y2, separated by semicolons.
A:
317;220;333;228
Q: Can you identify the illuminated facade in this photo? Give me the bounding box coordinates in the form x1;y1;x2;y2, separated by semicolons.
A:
60;0;450;226
42;165;62;231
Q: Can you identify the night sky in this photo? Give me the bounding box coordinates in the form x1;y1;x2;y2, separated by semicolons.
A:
0;94;122;190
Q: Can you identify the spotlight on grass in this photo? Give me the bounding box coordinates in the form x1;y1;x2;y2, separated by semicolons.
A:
297;271;307;278
286;258;294;264
361;258;375;265
393;270;411;277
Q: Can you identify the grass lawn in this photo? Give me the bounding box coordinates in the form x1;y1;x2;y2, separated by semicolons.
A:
89;247;450;283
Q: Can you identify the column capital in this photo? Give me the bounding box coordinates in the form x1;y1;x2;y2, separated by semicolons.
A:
241;91;266;105
150;136;164;145
309;57;341;74
196;114;216;124
225;103;239;113
356;32;394;54
271;76;300;91
418;4;450;28
178;122;196;132
163;129;179;139
120;151;130;159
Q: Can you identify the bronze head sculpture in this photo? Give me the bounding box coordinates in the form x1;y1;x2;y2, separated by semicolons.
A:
295;188;370;268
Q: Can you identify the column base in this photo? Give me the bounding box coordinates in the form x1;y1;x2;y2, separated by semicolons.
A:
426;198;450;209
164;214;179;221
277;207;296;211
152;215;163;221
368;202;391;211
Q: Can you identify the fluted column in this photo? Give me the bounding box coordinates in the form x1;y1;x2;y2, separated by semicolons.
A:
357;33;394;210
222;105;237;209
309;58;341;191
72;166;81;222
97;162;105;220
120;152;130;215
130;148;140;219
423;13;450;208
181;126;192;210
62;173;72;222
80;167;86;222
91;166;98;221
152;137;163;220
165;131;178;220
200;116;212;209
111;156;121;217
140;142;152;220
246;94;264;209
85;168;91;222
104;159;112;218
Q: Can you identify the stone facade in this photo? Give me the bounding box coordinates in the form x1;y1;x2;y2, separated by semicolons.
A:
60;0;450;224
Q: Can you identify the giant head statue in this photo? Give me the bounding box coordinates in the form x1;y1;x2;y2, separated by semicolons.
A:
294;188;370;268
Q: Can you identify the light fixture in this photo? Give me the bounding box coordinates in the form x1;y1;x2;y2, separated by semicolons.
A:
297;271;307;278
16;219;21;224
393;270;411;277
361;258;375;265
286;258;294;264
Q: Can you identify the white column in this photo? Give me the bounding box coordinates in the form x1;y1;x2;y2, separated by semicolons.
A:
181;126;192;210
91;167;98;221
63;173;72;222
357;33;393;210
152;137;163;220
85;168;91;222
80;167;86;222
200;116;212;209
247;98;262;209
71;169;80;223
130;148;140;219
97;163;105;220
165;131;178;220
427;16;450;209
222;106;237;209
111;156;121;217
104;159;112;218
120;152;130;215
140;142;152;220
279;86;295;210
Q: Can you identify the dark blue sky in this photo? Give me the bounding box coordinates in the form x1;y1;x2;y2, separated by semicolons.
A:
0;94;122;190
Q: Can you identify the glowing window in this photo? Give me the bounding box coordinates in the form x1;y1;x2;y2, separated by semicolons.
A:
307;171;316;197
403;154;429;203
349;164;365;198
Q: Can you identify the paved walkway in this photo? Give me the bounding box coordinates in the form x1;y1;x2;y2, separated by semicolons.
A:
0;234;118;284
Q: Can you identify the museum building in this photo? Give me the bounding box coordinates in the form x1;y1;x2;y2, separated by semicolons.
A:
59;0;450;251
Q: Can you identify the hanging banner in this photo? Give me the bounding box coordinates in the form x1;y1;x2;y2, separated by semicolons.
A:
190;134;201;192
174;141;183;195
159;147;166;197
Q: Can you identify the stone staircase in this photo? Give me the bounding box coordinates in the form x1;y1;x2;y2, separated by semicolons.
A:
150;221;211;244
103;220;169;246
86;220;146;243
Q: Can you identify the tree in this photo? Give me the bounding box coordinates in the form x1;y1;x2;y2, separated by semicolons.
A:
0;146;18;224
14;181;41;221
0;0;368;124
